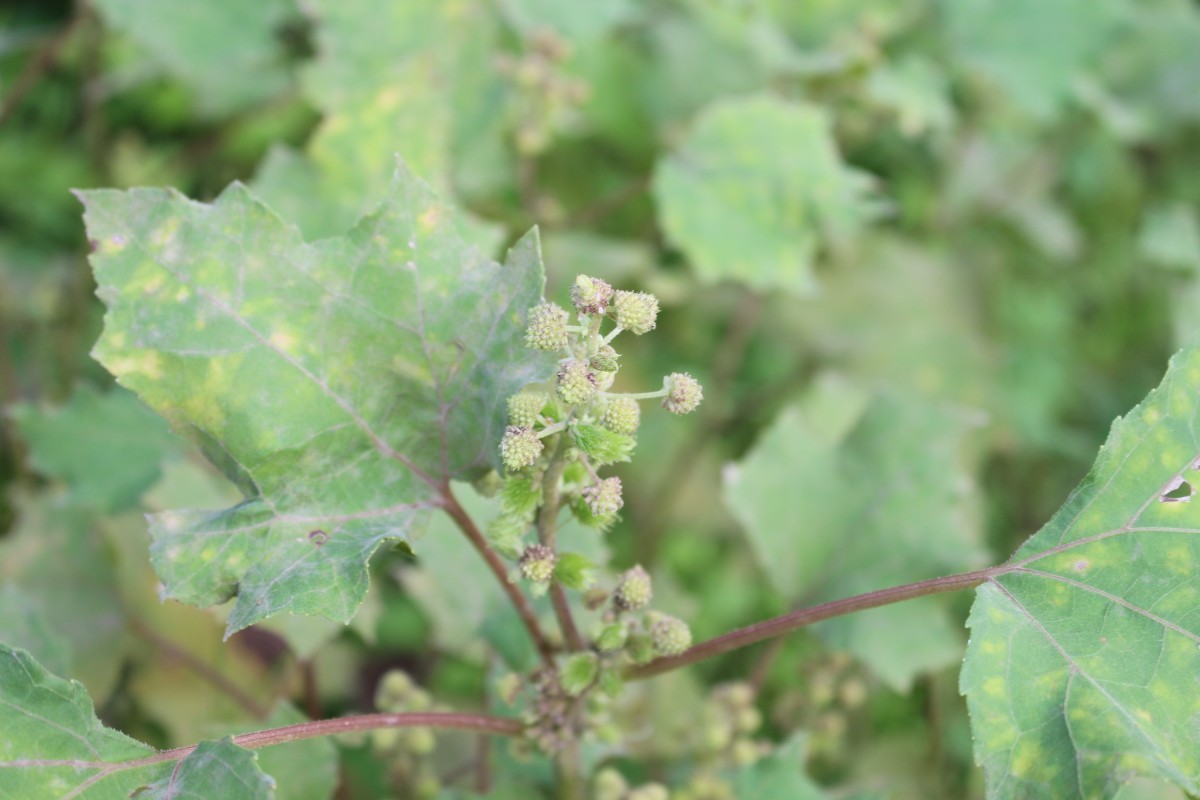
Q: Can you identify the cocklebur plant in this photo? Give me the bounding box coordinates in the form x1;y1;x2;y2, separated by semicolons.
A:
8;165;1200;800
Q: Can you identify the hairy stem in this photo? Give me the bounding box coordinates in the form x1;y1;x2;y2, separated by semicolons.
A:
16;712;526;775
538;435;585;652
627;568;998;680
441;486;556;668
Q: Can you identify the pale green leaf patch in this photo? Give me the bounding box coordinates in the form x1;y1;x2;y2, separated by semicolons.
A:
79;163;554;636
963;346;1200;798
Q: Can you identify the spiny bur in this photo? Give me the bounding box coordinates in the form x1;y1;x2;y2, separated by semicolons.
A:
612;290;659;334
519;544;557;584
525;302;569;351
614;565;652;611
501;426;543;470
556;359;597;405
583;476;623;516
663;372;703;415
570;274;613;315
650;614;692;656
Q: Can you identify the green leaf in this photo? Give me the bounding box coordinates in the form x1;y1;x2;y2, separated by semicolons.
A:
942;0;1125;120
0;647;155;795
495;0;635;42
91;0;295;116
0;586;71;678
865;55;955;137
133;739;272;800
500;474;543;518
0;493;132;701
962;346;1200;798
252;0;502;245
654;94;874;294
560;652;599;696
250;705;339;800
1138;204;1200;272
727;735;828;799
79;164;554;635
9;384;183;512
725;376;988;689
570;423;634;465
553;552;595;591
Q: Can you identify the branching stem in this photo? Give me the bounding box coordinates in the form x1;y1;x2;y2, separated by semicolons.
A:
441;486;556;668
538;436;586;652
627;567;998;680
15;712;526;776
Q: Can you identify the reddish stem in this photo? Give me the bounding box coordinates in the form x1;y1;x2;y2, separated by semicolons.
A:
627;568;997;680
441;486;557;667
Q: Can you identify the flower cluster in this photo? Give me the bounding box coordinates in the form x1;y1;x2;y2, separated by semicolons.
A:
490;274;702;756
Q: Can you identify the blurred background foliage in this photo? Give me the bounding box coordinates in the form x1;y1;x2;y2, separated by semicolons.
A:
1;0;1199;797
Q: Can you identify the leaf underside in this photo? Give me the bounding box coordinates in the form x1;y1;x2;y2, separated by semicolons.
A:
963;346;1200;798
79;161;553;635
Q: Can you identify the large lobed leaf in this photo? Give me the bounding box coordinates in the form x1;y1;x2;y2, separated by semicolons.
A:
79;163;553;635
654;94;874;294
9;384;183;513
91;0;295;117
0;645;271;799
726;376;988;690
962;346;1200;797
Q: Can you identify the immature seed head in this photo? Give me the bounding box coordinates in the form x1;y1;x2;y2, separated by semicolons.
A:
556;359;597;405
583;476;623;516
500;426;543;470
507;391;548;428
525;302;569;351
519;544;556;584
600;396;640;435
570;274;613;315
662;372;703;415
612;290;659;335
650;614;692;656
614;564;652;611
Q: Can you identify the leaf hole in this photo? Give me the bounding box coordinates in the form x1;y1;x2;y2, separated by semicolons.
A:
1160;477;1193;503
309;529;329;546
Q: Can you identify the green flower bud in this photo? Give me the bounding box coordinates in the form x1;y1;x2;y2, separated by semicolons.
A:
508;390;548;427
375;669;415;710
721;682;754;710
614;564;652;611
594;370;616;392
501;426;543;470
589;344;620;372
730;739;762;768
703;720;733;751
600;396;640;435
583;476;623;516
650;614;692;656
593;767;628;800
734;706;762;734
407;727;436;755
612;290;659;334
627;784;669;800
570;274;613;315
519;544;556;584
556;359;597;405
595;622;628;651
662;372;703;415
525;302;569;350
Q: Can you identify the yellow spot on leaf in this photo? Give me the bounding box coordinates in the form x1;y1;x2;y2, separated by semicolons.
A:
419;206;440;230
